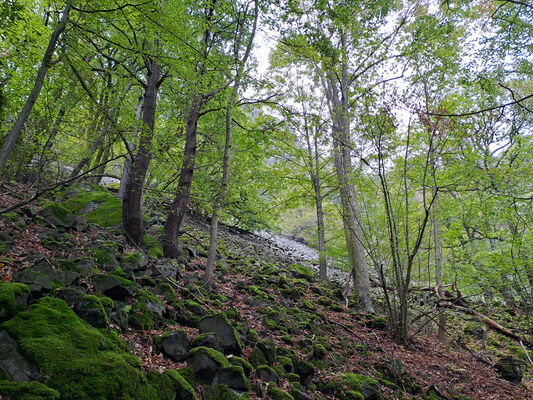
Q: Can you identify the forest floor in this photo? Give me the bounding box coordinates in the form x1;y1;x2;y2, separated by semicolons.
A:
0;181;531;400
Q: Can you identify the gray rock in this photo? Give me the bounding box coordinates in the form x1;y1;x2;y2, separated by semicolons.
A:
74;296;108;328
256;340;276;365
187;347;227;384
0;330;41;382
12;269;52;298
191;332;223;352
159;331;190;362
211;366;250;392
199;314;243;356
92;275;135;300
255;365;279;384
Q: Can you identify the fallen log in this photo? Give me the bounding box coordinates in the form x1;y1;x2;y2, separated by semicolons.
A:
438;300;533;349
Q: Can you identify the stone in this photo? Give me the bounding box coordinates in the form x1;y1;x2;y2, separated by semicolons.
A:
211;366;251;392
187;347;230;384
32;261;80;286
191;332;223;352
198;313;243;356
92;275;136;300
256;340;276;365
0;282;29;322
0;330;42;382
294;360;314;387
495;356;523;384
256;365;279;384
12;269;52;298
0;231;14;255
365;316;387;330
158;331;190;362
73;295;108;328
38;203;79;229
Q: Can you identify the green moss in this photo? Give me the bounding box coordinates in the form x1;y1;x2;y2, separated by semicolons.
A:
122;252;141;265
247;328;259;345
146;370;176;400
277;356;293;373
176;367;195;387
0;297;161;400
311;344;327;360
0;380;60;400
249;346;268;367
40;203;72;226
96;294;114;311
341;373;379;400
267;384;294;400
158;283;177;303
288;264;314;282
142;235;164;258
0;282;29;321
187;346;230;368
203;385;240;400
62;186;122;227
286;373;300;383
164;370;197;400
110;266;127;277
130;302;154;330
229;356;253;377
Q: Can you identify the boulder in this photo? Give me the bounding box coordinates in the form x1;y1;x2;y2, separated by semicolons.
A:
0;330;42;381
294;360;314;387
38;203;82;229
198;313;243;356
156;331;190;362
186;347;230;384
256;365;279;384
32;261;80;286
256;340;276;365
211;366;251;392
495;356;523;384
73;295;108;328
92;275;136;300
12;269;52;298
191;332;223;352
0;231;14;255
0;282;29;322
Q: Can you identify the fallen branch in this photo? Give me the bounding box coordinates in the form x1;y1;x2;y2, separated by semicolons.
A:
0;154;126;215
439;300;533;349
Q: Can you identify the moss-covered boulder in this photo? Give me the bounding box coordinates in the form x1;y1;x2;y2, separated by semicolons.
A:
0;380;60;400
61;185;122;228
203;384;242;400
164;370;197;400
192;332;223;352
11;269;52;299
198;313;243;356
340;373;380;400
288;264;315;282
249;345;268;368
73;295;108;328
38;203;81;229
229;356;252;377
0;282;29;322
267;384;294;400
0;297;173;399
187;346;230;384
256;340;276;365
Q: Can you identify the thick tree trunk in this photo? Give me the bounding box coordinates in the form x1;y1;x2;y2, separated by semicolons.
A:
161;94;202;257
0;2;72;172
122;59;160;244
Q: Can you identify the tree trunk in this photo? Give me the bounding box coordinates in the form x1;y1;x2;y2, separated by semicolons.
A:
433;191;447;341
118;96;143;200
122;58;161;244
161;94;202;257
0;2;72;172
325;57;373;312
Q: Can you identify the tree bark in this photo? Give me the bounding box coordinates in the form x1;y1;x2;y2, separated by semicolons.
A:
204;0;259;286
161;94;202;257
0;2;72;172
118;96;143;200
122;58;161;244
325;54;373;312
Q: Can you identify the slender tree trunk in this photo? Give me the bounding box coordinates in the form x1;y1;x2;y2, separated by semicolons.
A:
204;0;259;286
161;94;202;257
122;58;161;244
433;191;447;341
315;181;327;281
118;97;143;200
0;2;72;172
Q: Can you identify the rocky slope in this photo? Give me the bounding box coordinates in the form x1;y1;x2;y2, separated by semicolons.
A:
0;182;531;400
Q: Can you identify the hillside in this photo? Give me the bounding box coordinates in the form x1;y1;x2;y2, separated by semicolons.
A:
0;182;531;400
